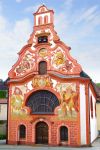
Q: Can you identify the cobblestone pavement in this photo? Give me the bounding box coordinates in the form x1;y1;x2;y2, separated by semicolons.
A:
0;138;100;150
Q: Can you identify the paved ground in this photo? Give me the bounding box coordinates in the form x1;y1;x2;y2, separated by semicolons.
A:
0;138;100;150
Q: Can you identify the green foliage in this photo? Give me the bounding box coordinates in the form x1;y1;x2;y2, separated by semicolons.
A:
0;134;6;140
0;90;8;98
96;83;100;87
0;121;6;124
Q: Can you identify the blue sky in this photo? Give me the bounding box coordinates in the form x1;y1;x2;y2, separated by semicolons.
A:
0;0;100;82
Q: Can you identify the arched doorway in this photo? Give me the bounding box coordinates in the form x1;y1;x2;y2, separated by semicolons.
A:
60;126;68;142
36;122;48;144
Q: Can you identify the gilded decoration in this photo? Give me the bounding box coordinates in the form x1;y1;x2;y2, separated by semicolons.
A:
32;75;52;88
52;49;73;72
15;52;35;76
55;83;79;120
53;50;66;67
11;87;29;119
39;48;48;58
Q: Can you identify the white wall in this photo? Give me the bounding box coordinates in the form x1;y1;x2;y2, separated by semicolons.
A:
80;84;86;145
89;88;98;142
0;104;7;120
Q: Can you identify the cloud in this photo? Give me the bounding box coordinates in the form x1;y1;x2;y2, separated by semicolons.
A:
0;1;100;83
0;14;32;80
16;0;28;3
54;3;100;82
24;4;40;13
55;4;100;42
75;5;99;23
64;0;74;8
0;15;7;31
0;1;3;12
16;0;22;3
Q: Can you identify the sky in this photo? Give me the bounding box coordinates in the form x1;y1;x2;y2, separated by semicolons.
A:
0;0;100;82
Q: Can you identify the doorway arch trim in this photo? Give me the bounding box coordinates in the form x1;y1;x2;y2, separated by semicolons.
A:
32;118;51;144
57;123;70;145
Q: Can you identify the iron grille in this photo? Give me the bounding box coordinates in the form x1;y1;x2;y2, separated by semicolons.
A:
38;36;48;43
60;126;68;141
19;125;26;138
26;90;59;114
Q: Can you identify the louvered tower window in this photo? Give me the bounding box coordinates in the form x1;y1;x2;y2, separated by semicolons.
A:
38;36;48;43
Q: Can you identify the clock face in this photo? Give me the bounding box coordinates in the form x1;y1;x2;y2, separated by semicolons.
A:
38;36;48;43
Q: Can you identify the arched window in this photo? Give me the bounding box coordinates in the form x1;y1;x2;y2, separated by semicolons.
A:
38;16;42;25
91;96;93;118
26;90;59;114
60;126;68;141
19;125;26;138
44;16;48;24
39;61;47;75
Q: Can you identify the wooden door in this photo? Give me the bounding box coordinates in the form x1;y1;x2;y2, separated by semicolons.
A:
36;122;48;144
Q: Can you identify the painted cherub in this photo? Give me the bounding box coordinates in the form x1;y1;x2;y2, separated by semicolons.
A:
54;51;65;65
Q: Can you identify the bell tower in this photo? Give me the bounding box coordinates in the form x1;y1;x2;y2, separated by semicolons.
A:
28;5;59;47
34;5;54;26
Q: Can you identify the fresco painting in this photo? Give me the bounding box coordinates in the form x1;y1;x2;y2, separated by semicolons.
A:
55;83;79;120
32;75;53;88
52;50;66;68
11;87;30;119
10;79;78;120
15;52;35;76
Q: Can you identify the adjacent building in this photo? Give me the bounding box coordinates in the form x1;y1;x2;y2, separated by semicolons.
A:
0;79;8;136
7;5;98;146
95;84;100;135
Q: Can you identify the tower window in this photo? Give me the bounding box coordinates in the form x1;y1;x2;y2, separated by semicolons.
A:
39;61;47;75
44;16;48;24
38;36;48;43
38;16;42;25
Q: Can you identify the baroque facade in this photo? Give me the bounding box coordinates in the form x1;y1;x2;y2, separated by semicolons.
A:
7;5;97;146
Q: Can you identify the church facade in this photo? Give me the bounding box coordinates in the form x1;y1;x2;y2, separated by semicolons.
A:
7;5;97;146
